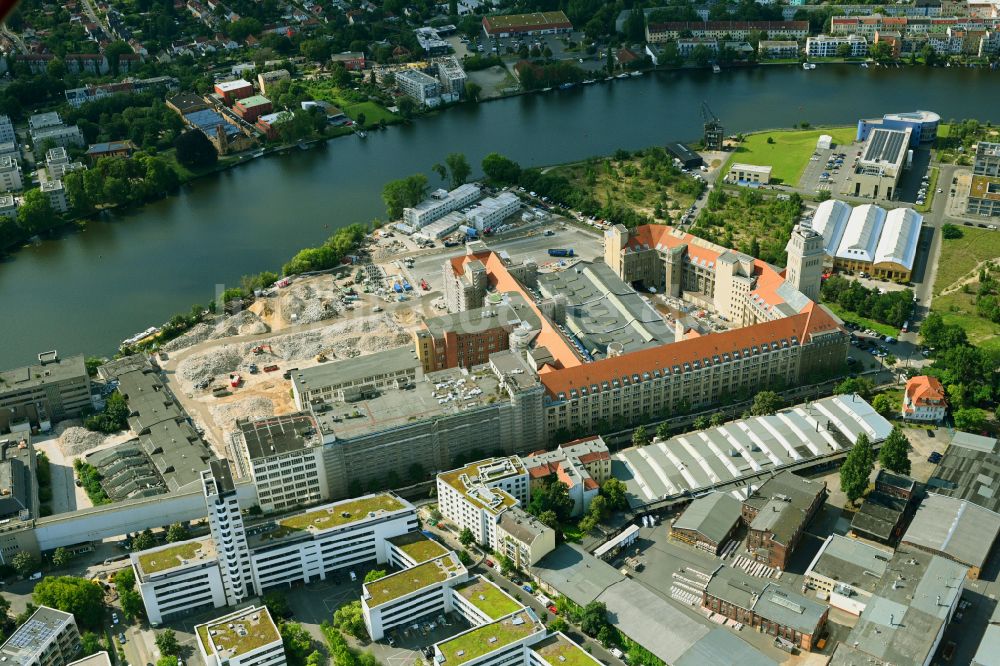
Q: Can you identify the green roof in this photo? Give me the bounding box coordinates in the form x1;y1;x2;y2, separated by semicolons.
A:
195;607;279;658
455;578;522;620
365;554;463;606
136;539;212;575
388;532;449;563
437;611;542;665
532;634;601;666
266;493;407;540
237;95;271;108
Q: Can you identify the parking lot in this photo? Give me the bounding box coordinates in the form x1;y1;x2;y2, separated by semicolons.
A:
799;143;858;193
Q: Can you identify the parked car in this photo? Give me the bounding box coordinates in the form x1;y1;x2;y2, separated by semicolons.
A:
928;451;943;463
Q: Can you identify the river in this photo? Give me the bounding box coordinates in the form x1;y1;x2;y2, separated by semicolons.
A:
2;64;999;367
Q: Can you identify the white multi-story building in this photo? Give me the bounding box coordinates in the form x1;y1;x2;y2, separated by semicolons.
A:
466;192;521;231
203;461;252;606
397;69;441;106
0;194;17;220
195;606;287;666
437;457;556;568
30;124;85;155
0;115;15;145
806;34;869;57
362;552;469;640
0;155;22;192
248;493;418;592
403;183;481;228
44;147;85;182
133;536;228;625
436;56;468;97
28;111;63;132
0;606;80;666
433;609;547;666
41;179;69;213
232;413;330;513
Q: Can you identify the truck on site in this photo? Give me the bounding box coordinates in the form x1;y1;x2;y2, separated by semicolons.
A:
420;279;430;290
548;248;575;257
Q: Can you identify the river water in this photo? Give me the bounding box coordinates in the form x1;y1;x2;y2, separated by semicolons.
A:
3;64;999;366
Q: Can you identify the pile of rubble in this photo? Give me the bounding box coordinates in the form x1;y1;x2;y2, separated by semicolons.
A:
55;422;109;457
211;396;276;431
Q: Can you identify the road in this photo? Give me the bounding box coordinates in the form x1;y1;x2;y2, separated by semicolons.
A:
1;26;26;53
79;0;110;33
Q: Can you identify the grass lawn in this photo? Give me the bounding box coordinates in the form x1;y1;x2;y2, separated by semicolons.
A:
930;226;1000;351
724;127;856;185
915;167;939;213
560;523;584;543
302;79;399;127
823;302;899;337
932;226;1000;295
342;100;399;125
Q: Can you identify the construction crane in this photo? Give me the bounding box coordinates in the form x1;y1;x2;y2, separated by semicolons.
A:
701;101;724;151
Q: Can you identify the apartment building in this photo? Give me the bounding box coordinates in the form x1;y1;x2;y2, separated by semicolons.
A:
806;34;869;56
29;125;85;155
0;352;91;433
466;192;521;231
203;461;252;606
436;57;468;97
495;509;556;570
646;20;808;42
42;180;69;214
45;147;85;181
196;606;286;666
0;606;80;666
233;413;329;512
742;472;827;570
0;194;16;220
521;437;610;516
0;115;15;145
363;552;469;640
396;69;441;106
975;141;1000;176
968;174;1000;216
403;183;481;229
903;375;947;422
702;567;829;651
758;40;800;58
0;155;22;192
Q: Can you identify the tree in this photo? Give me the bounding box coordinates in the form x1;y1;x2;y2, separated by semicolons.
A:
355;111;367;128
301;38;332;62
120;589;145;621
632;425;649;448
955;407;987;432
17;188;57;235
870;40;894;62
538;509;559;529
481;153;521;184
332;600;370;641
173;130;217;169
408;462;426;484
80;631;105;657
835;377;876;400
693;415;709;430
398;97;417;119
459;527;475;547
363;569;387;583
836;42;853;58
382;174;429;219
166;523;190;543
445;153;471;189
710;412;726;427
549;616;569;633
114;567;136;592
281;622;314;665
52;547;71;568
157;658;178;666
941;224;963;239
871;393;896;417
11;551;39;577
580;601;609;637
499;554;515;576
601;478;629;511
34;577;104;630
878;427;911;475
465;81;482;101
751;390;783;416
840;433;874;504
656;422;670;440
263;591;292;619
133;528;156;551
155;629;180;656
527;478;575;523
431;163;447;183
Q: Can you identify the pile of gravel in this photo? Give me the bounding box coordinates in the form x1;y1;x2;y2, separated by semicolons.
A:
162;322;215;352
177;345;243;386
211;396;275;431
56;424;107;457
359;332;411;353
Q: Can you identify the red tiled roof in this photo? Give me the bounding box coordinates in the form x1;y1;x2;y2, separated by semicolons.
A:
577;450;610;464
540;312;813;399
583;478;599;491
905;375;946;407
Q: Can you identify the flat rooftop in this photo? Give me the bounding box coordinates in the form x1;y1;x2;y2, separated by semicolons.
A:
237;95;271;108
483;11;571;30
805;535;892;595
0;353;86;393
388;532;449;563
970;174;1000;201
615;395;888;506
438;457;524;515
196;606;279;659
901;493;1000;569
926;432;1000;513
0;606;74;663
454;577;522;621
364;553;463;606
861;128;909;167
292;346;420;395
238;413;320;460
312;365;504;441
531;633;601;666
134;537;215;577
435;610;543;665
421;291;540;338
250;493;410;546
537;261;673;358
